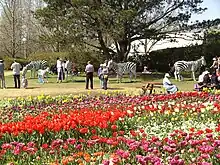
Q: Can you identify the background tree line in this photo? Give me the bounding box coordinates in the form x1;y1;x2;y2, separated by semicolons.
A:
0;0;219;71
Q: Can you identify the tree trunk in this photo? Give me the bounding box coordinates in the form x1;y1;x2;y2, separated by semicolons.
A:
117;40;130;62
12;1;16;58
97;30;111;60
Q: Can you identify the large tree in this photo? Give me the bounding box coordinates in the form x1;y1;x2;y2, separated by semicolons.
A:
0;0;23;58
35;0;220;61
0;0;52;58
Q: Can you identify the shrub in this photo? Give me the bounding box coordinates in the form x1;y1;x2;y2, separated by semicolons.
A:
3;57;29;70
28;52;70;66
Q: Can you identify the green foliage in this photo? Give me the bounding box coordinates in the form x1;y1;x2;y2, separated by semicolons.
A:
204;29;220;45
3;57;29;70
28;50;103;71
28;52;69;66
36;0;220;62
68;49;103;71
149;42;220;72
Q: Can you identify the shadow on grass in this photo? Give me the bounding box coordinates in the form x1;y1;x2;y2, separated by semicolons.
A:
108;80;142;83
107;87;124;90
6;86;39;89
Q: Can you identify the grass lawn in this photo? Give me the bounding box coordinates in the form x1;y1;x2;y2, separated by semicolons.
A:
0;71;196;99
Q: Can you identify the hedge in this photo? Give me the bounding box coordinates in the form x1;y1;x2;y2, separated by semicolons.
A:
2;57;29;70
28;50;103;72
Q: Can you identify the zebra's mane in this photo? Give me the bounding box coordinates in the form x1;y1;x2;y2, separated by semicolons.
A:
178;57;203;63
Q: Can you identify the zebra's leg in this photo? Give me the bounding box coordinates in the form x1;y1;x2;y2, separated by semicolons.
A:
129;72;132;82
29;70;31;78
45;73;48;83
65;71;68;81
33;70;35;78
174;71;177;80
180;75;184;81
177;73;181;81
192;71;196;81
30;70;33;79
134;72;137;82
120;75;123;83
179;74;182;81
71;72;74;82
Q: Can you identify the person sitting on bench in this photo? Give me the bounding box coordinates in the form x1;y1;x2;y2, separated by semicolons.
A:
163;73;178;94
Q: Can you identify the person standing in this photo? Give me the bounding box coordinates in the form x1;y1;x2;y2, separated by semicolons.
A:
85;61;94;89
11;60;22;88
0;60;6;89
98;64;104;88
56;57;63;83
210;57;218;71
62;59;66;81
101;65;109;90
64;58;70;80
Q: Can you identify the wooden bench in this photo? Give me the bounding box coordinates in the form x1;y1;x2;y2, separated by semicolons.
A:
141;82;163;95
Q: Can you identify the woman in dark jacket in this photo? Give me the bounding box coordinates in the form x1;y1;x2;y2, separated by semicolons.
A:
211;71;220;89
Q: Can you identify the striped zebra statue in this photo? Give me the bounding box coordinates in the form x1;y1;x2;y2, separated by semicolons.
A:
173;56;206;81
64;60;79;81
107;60;137;83
22;60;48;78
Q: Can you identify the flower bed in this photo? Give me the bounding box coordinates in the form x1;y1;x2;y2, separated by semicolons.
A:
0;92;219;164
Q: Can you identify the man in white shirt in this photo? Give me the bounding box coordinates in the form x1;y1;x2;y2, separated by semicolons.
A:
11;60;22;88
85;61;94;89
56;57;63;83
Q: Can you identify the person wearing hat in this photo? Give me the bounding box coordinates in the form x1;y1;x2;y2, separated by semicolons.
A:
163;73;178;94
85;61;94;89
98;64;104;88
0;60;6;89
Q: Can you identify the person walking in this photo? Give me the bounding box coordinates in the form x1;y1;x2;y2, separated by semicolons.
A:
0;60;6;89
85;61;94;89
11;60;22;88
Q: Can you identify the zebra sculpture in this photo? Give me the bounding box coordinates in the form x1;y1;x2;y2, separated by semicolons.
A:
173;56;206;81
22;60;48;78
64;60;78;80
107;60;136;82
